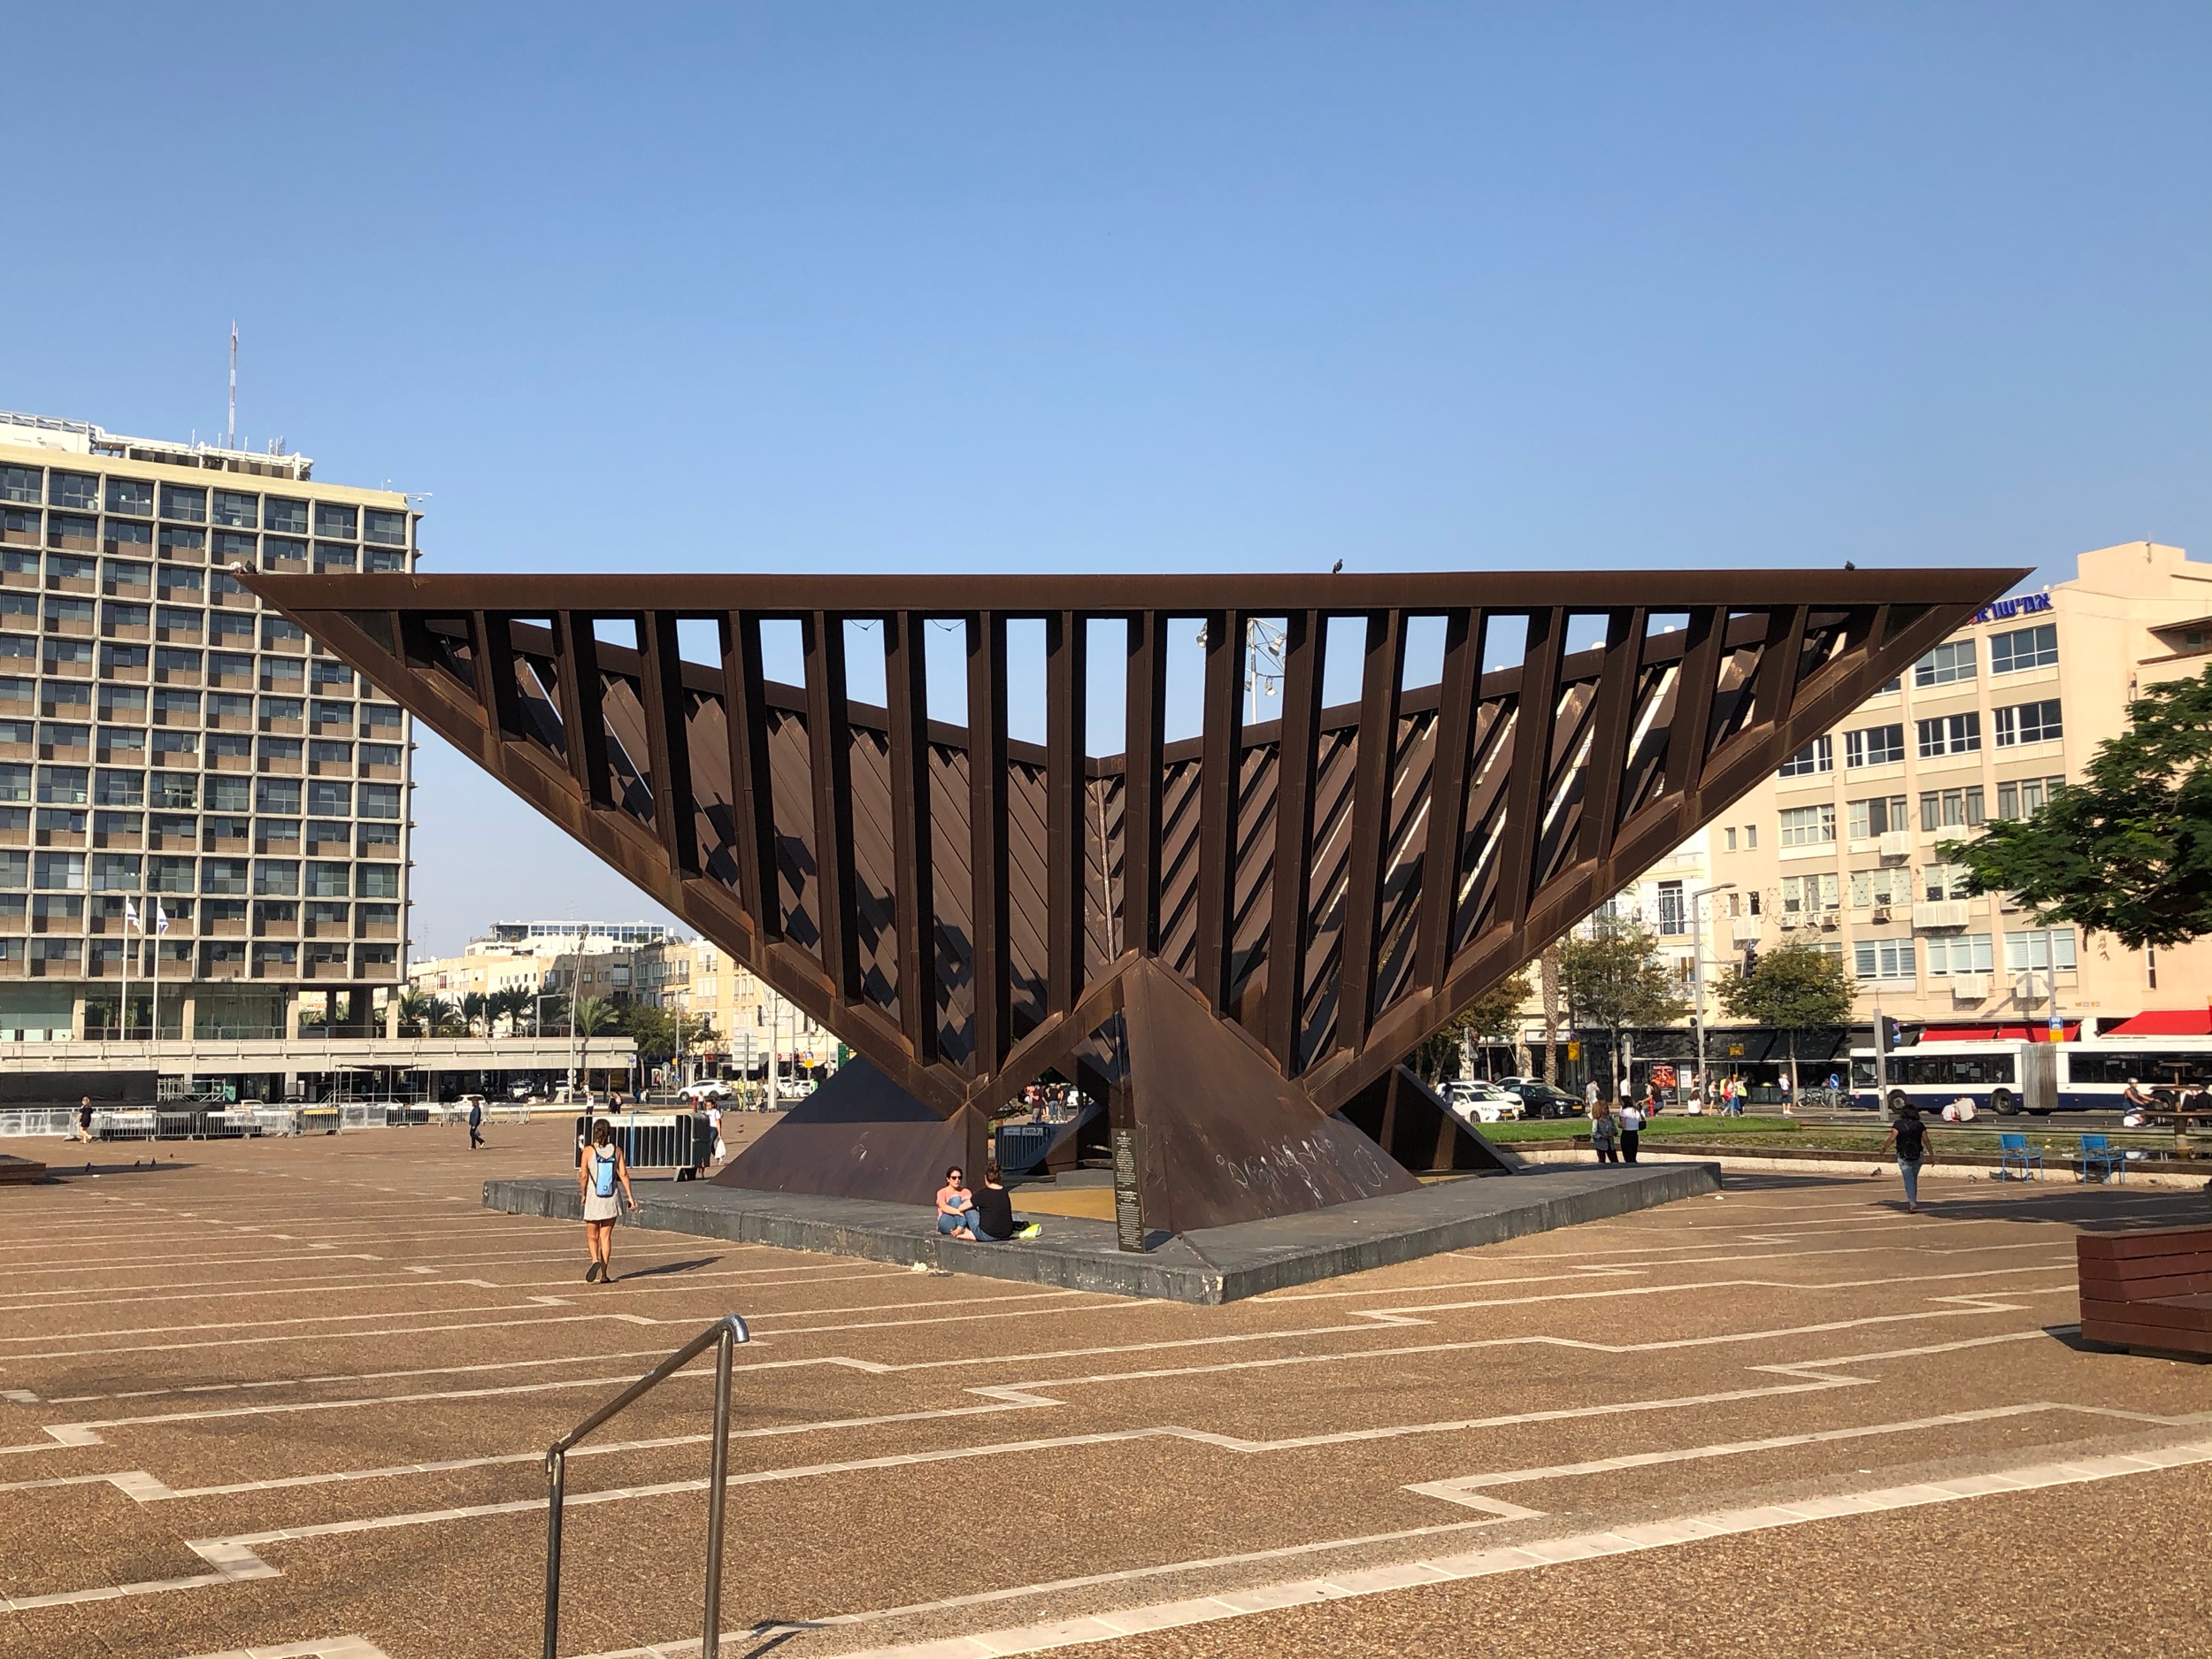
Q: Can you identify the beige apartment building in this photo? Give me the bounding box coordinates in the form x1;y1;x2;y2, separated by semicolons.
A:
1684;541;2212;1034
633;936;833;1071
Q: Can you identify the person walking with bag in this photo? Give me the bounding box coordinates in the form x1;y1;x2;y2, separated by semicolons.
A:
1618;1098;1645;1164
577;1119;634;1282
1880;1103;1929;1214
1590;1100;1620;1164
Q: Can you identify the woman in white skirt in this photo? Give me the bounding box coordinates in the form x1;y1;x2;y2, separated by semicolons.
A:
578;1119;634;1282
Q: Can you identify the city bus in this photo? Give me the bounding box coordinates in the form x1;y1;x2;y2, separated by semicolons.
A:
1849;1035;2212;1114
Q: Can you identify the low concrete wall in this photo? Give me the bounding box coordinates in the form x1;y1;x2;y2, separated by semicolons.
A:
1513;1143;2212;1193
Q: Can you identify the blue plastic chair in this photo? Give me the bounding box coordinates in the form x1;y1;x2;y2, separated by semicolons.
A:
2075;1133;2124;1184
1998;1133;2044;1181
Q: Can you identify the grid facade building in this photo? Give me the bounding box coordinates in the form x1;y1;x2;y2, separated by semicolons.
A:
0;413;415;1043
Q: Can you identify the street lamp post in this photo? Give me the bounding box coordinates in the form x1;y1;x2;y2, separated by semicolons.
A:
1689;883;1736;1110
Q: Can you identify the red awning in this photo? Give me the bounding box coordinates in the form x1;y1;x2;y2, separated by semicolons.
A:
2101;1010;2212;1037
1919;1022;2083;1042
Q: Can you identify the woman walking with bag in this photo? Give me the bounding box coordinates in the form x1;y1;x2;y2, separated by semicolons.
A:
1590;1100;1620;1164
578;1119;634;1282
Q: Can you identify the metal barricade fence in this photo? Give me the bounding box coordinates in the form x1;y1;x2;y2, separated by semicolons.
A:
0;1109;77;1139
573;1111;713;1174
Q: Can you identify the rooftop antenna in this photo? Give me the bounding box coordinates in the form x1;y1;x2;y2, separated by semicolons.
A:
227;321;237;450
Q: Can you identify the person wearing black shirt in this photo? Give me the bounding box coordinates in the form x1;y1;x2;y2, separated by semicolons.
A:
969;1163;1026;1241
1881;1105;1929;1213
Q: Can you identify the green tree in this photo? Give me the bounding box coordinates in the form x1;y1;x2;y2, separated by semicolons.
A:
1555;920;1690;1096
1715;941;1856;1095
572;996;622;1092
459;991;489;1038
421;995;465;1037
395;991;431;1037
1941;662;2212;949
486;987;534;1036
1409;968;1532;1085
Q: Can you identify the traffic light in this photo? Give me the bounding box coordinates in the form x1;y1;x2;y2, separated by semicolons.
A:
1741;943;1758;972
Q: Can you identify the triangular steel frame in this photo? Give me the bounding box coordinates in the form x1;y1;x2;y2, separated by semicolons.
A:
245;567;2019;1222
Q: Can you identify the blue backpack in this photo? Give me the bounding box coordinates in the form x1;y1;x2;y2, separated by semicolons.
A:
591;1148;618;1198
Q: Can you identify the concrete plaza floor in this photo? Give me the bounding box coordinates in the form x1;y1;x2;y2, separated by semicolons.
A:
1;1117;2208;1659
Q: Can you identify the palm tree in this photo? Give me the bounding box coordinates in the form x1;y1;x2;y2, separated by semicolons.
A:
572;996;621;1094
422;995;463;1037
487;987;533;1037
458;992;489;1038
396;991;431;1036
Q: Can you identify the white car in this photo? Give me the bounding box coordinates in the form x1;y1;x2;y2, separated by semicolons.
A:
680;1081;735;1103
1446;1081;1522;1124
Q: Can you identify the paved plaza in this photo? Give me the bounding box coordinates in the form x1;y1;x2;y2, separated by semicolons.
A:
3;1120;2208;1659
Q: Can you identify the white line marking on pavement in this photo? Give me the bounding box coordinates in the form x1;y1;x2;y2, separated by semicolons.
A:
741;1440;2212;1659
168;1639;393;1659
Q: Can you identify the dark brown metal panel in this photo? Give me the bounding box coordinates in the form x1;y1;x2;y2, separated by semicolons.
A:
1493;608;1563;930
1122;611;1166;959
1573;608;1646;870
473;610;526;746
1749;604;1809;733
966;612;1010;1079
1045;611;1087;1016
1194;609;1243;1014
804;612;860;1003
1334;611;1406;1047
552;611;611;807
637;611;700;876
1663;605;1727;805
1414;608;1477;994
718;613;780;941
883;611;936;1060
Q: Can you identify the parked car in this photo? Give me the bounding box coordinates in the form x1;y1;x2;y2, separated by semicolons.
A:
679;1081;734;1103
1445;1081;1522;1124
1496;1077;1585;1119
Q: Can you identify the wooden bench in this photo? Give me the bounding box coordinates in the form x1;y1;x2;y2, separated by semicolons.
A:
2078;1225;2212;1361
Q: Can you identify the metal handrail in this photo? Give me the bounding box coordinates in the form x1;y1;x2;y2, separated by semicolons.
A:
542;1312;751;1659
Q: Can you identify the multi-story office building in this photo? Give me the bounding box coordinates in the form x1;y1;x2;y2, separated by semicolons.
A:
1701;541;2212;1033
0;411;417;1050
632;936;833;1075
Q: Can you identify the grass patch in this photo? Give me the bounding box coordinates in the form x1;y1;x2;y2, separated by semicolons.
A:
1486;1114;1800;1143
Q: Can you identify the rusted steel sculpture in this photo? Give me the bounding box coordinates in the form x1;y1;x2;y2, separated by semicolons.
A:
244;569;2018;1237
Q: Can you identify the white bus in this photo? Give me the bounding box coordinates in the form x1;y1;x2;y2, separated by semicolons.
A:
1850;1036;2212;1115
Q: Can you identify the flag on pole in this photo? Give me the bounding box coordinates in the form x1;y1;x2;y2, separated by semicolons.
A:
155;903;170;935
124;897;141;932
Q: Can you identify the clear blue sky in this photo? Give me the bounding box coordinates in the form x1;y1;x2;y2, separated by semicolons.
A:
6;4;2208;956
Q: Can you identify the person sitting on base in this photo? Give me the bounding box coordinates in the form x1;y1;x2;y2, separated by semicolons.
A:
935;1166;979;1237
966;1163;1041;1241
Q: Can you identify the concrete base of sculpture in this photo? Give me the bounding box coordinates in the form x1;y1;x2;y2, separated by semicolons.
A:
485;1158;1719;1304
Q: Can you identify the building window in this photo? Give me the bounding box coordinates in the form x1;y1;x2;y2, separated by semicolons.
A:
365;509;407;547
2006;928;2078;973
306;778;351;814
1778;735;1832;778
1993;700;2062;747
1916;711;1981;758
50;472;99;511
93;769;144;807
312;503;357;540
34;851;86;890
1778;803;1836;847
358;781;402;819
150;856;196;892
1846;795;1909;838
1921;862;1973;901
106;478;154;517
305;861;350;898
1914;639;1976;687
0;467;40;506
1655;879;1686;935
1848;865;1909;908
36;766;88;805
104;520;153;554
253;859;299;897
1916;786;1985;833
1924;933;1993;977
1723;826;1737;851
1853;939;1916;982
1989;623;2057;674
1781;872;1839;913
160;486;207;523
1844;724;1905;768
311;661;356;694
313;544;357;573
263;497;309;534
357;862;401;899
91;853;141;891
1994;775;2065;819
211;489;258;529
257;777;303;814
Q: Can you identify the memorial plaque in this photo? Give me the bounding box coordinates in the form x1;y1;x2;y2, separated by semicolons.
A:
1112;1126;1146;1252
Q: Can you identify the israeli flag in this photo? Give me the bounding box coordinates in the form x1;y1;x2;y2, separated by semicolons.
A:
155;903;171;935
124;897;141;932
